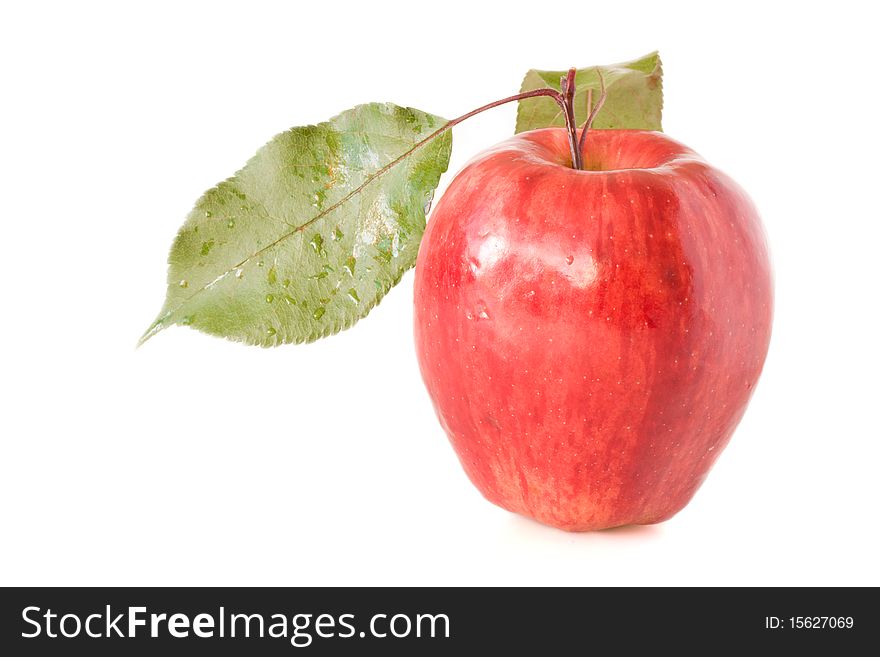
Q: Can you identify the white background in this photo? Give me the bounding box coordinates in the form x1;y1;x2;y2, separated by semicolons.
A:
2;1;878;586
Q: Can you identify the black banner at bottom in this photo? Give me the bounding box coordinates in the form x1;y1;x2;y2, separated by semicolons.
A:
0;587;871;654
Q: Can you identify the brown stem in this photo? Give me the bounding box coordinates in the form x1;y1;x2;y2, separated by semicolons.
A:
341;82;583;191
426;71;584;171
445;84;583;169
443;88;566;131
560;68;582;169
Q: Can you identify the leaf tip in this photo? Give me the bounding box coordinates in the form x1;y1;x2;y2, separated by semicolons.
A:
137;316;168;348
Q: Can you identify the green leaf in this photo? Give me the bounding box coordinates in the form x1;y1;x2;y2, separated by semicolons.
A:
141;103;451;347
515;52;663;133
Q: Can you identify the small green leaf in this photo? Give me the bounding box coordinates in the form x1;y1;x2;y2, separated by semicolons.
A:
141;103;451;347
515;52;663;133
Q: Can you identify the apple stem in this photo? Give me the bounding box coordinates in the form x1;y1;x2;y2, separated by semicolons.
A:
431;73;584;169
560;68;583;169
325;75;588;204
436;68;586;170
442;87;573;138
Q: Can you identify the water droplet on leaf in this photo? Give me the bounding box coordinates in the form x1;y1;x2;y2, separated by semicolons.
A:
347;288;360;304
312;307;326;320
310;234;326;257
343;256;356;277
178;279;188;288
267;267;277;285
265;294;274;303
311;188;327;209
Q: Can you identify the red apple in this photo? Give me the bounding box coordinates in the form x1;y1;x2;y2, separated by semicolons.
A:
413;128;772;531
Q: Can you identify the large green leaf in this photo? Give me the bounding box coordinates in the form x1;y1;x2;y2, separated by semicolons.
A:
515;52;663;133
141;103;451;347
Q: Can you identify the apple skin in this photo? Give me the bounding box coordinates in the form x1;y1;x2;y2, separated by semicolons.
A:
413;128;772;531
